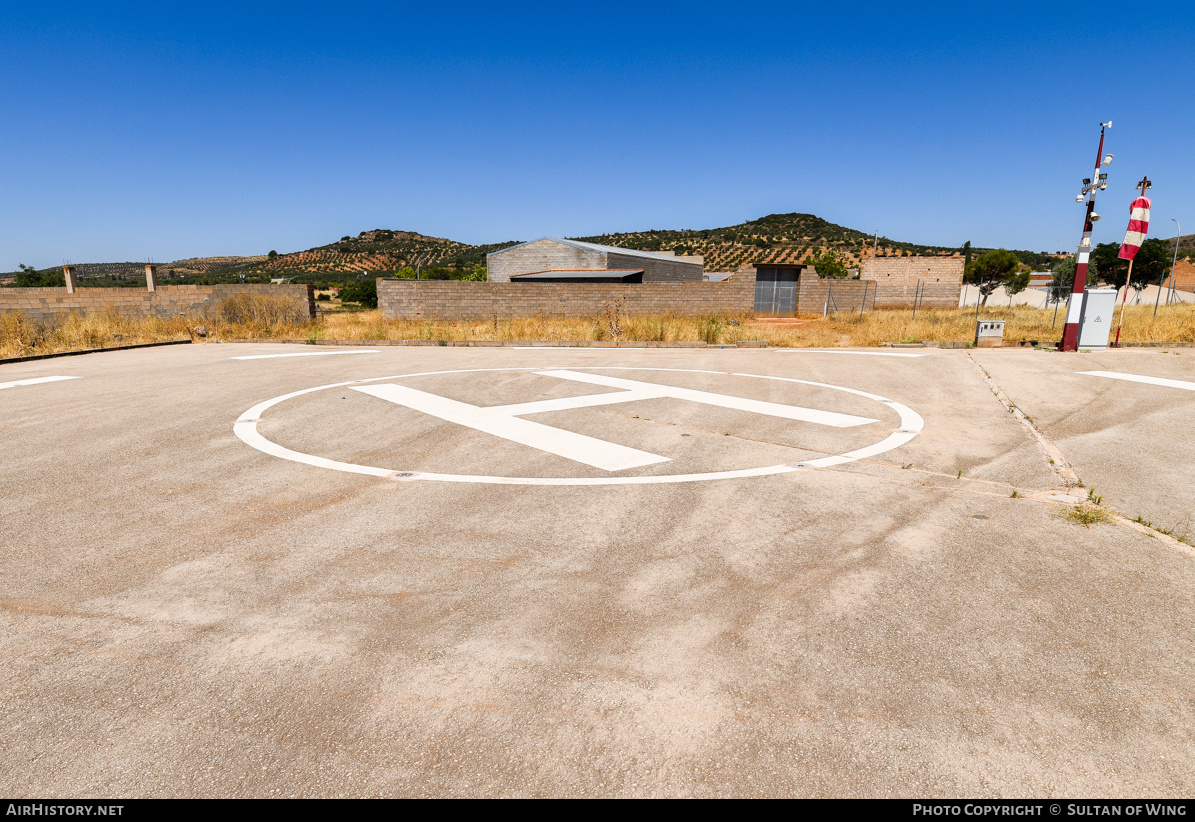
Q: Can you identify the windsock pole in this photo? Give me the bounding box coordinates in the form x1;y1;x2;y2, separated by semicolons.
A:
1112;177;1153;348
1113;257;1134;347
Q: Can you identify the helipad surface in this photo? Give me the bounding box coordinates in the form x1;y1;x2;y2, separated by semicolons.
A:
2;343;1193;797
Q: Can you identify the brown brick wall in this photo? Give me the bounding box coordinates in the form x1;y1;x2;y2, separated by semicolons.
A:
870;282;962;309
0;284;315;324
859;256;964;307
796;279;874;314
379;272;756;321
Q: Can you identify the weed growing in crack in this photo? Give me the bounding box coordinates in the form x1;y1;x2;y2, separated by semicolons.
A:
1063;504;1114;528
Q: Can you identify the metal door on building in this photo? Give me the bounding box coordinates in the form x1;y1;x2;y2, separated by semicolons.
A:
754;268;800;316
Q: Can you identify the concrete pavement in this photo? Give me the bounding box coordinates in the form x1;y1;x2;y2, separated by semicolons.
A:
2;343;1193;797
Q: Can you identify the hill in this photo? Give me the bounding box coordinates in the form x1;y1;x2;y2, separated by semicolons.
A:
573;212;962;272
11;212;1143;289
239;229;517;279
240;213;966;282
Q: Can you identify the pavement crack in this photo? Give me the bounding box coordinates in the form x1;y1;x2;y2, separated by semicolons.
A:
965;352;1082;489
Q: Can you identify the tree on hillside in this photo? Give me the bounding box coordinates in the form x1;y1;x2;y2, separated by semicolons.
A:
963;241;972;268
964;249;1022;305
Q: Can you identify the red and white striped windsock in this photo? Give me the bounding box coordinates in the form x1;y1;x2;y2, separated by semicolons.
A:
1118;196;1152;260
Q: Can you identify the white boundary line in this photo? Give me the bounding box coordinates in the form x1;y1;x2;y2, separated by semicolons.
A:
1077;370;1195;391
231;350;380;360
776;350;926;358
0;376;80;391
235;367;923;486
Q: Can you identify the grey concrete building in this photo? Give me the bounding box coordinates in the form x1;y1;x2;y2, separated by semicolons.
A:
486;238;704;283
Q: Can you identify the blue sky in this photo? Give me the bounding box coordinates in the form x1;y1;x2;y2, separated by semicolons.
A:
3;1;1192;269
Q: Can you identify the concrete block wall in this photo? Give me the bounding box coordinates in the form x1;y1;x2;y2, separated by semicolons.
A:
487;238;704;283
861;256;965;285
0;284;315;324
605;252;703;283
378;271;756;321
796;279;873;314
860;256;964;308
870;281;962;309
487;240;602;283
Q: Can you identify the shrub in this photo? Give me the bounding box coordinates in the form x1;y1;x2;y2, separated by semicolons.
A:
339;279;378;308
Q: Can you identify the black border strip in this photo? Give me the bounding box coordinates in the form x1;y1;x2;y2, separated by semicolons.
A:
0;339;192;366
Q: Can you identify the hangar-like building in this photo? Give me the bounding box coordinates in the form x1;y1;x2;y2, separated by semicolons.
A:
487;238;705;284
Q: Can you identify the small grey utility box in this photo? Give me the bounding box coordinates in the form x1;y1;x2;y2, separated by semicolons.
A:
1077;287;1117;351
975;319;1006;347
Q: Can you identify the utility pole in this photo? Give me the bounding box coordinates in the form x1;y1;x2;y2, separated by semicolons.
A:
1060;122;1114;352
1166;218;1181;308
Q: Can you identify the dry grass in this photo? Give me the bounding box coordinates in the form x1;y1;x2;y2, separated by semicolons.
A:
4;300;1195;359
314;303;1195;347
217;292;311;329
0;294;316;359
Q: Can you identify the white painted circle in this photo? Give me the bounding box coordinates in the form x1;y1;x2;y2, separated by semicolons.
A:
234;366;924;485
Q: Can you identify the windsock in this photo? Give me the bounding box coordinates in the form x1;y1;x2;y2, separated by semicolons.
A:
1118;196;1151;260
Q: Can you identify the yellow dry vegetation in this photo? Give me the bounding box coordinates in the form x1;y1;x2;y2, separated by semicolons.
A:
0;295;312;359
312;303;1195;347
3;299;1195;359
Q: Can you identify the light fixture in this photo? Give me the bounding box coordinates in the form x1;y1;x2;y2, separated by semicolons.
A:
1083;178;1092;186
1076;194;1085;202
1090;213;1101;222
1103;154;1114;166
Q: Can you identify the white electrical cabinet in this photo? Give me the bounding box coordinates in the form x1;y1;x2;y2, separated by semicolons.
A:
1077;288;1117;351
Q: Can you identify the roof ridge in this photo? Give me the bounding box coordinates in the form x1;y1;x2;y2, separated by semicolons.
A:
492;237;699;262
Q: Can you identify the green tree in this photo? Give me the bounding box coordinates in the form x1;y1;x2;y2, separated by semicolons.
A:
962;241;972;268
340;278;377;308
1093;239;1169;293
14;264;64;288
964;249;1021;305
1006;269;1031;298
1048;256;1099;303
1126;238;1169;294
1091;242;1126;288
811;250;848;279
